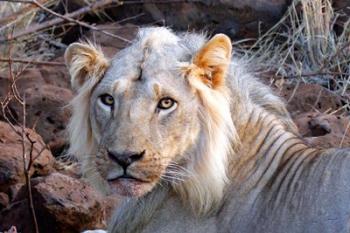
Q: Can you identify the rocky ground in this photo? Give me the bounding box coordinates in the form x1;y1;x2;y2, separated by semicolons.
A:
0;1;349;232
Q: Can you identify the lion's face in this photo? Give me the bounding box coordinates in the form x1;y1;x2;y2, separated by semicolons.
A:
65;28;234;203
90;48;201;196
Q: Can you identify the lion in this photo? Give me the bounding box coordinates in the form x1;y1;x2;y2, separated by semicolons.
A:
65;27;350;233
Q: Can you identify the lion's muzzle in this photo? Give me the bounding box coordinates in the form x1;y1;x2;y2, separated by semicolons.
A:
105;149;156;196
107;149;145;169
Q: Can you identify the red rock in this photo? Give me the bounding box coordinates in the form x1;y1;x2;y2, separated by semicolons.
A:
104;1;288;38
3;85;73;156
0;69;46;98
103;195;121;221
7;183;24;202
0;192;9;210
279;83;345;116
1;172;106;233
0;121;54;192
39;66;70;89
0;66;72;156
86;23;138;57
21;85;73;155
0;199;32;233
294;112;350;148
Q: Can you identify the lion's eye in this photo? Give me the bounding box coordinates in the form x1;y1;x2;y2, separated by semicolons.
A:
157;97;176;110
100;94;114;107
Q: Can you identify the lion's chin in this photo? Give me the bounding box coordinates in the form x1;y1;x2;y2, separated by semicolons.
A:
108;178;156;197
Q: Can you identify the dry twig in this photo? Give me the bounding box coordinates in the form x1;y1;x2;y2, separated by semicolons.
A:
241;0;350;100
0;0;130;43
0;29;45;233
0;0;199;42
0;57;65;66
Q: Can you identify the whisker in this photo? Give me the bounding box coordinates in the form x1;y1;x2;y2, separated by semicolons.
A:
160;176;183;185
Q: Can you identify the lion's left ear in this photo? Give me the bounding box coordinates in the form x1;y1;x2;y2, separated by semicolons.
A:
191;34;232;89
64;42;109;91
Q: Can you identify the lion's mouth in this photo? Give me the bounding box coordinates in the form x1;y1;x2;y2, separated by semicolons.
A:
107;173;148;183
107;173;154;196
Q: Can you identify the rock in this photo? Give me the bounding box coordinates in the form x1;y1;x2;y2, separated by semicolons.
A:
32;173;106;233
107;0;288;39
271;81;350;149
0;145;27;191
0;192;9;210
7;183;24;202
0;65;72;157
278;83;346;116
86;23;138;57
2;85;73;156
0;199;33;233
1;173;106;233
0;69;46;97
0;121;54;193
53;159;81;179
102;195;121;222
39;66;70;89
294;112;350;148
3;226;17;233
21;85;73;155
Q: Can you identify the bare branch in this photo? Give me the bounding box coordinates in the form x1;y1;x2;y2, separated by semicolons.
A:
0;0;200;43
3;29;40;233
0;0;49;26
0;0;131;43
0;58;65;66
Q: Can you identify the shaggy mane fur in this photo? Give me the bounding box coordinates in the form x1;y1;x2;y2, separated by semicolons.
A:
173;71;237;214
65;28;295;219
65;42;110;191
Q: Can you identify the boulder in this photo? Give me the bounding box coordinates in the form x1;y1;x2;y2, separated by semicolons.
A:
0;121;54;193
0;199;32;233
106;0;289;39
0;65;72;156
0;84;73;156
18;85;73;156
279;83;346;115
1;173;106;233
0;192;9;210
86;23;138;57
294;112;350;148
39;66;70;89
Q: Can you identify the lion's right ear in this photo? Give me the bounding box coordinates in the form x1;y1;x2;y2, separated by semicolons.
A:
64;42;109;90
191;34;232;89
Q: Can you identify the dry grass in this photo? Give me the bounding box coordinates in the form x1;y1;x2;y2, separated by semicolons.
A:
239;0;349;101
0;0;130;72
0;0;63;71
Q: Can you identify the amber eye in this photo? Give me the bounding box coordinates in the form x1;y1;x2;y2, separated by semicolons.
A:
157;97;176;110
100;94;114;107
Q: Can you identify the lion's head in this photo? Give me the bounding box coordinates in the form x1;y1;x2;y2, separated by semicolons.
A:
65;27;237;214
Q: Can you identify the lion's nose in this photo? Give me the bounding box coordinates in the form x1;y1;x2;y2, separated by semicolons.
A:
107;150;145;169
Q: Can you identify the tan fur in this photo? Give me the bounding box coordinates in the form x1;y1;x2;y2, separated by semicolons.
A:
65;42;111;193
166;34;238;214
192;34;232;88
66;28;333;233
65;31;236;215
65;42;109;90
